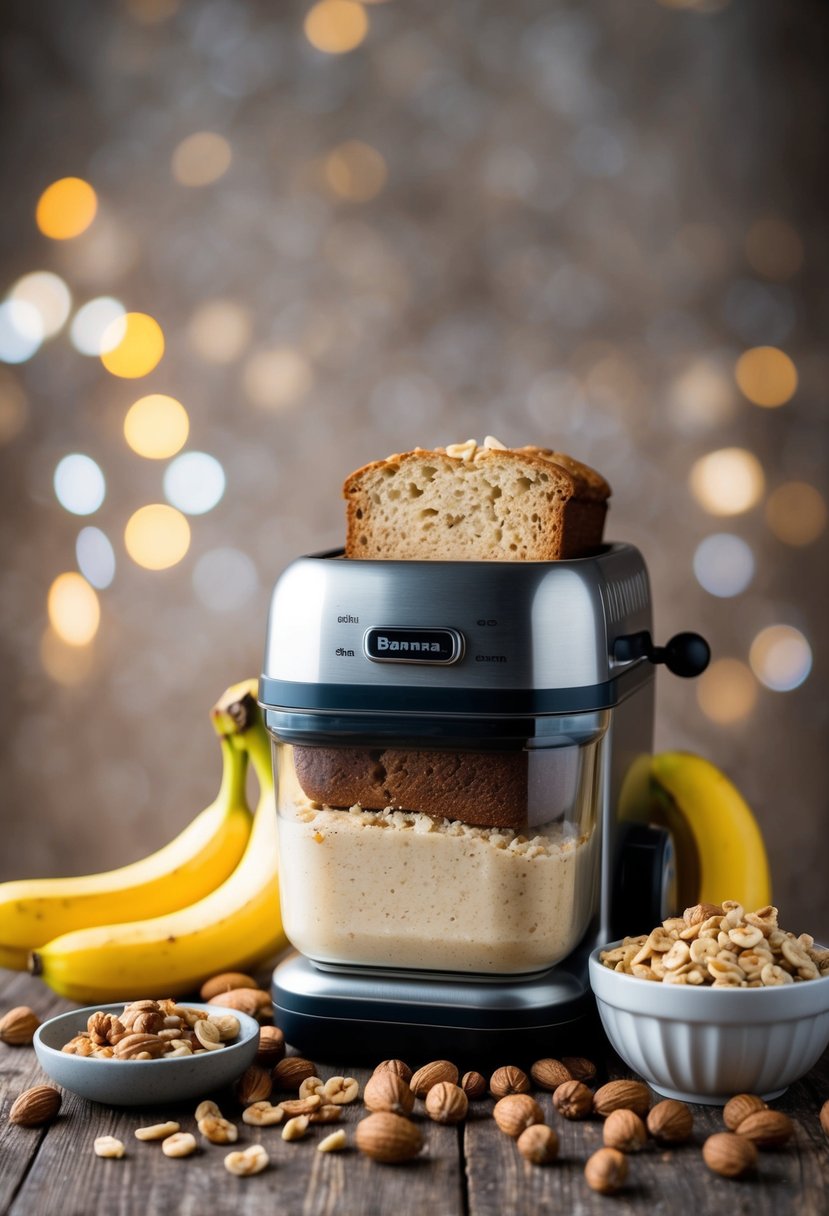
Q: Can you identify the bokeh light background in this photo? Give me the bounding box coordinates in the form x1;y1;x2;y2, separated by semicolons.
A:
0;0;826;937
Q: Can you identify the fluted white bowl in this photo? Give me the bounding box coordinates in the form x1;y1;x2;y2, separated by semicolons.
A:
589;942;829;1104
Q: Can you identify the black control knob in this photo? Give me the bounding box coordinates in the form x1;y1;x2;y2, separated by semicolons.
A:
613;630;710;678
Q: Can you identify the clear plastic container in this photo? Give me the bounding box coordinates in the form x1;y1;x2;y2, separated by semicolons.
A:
272;712;607;976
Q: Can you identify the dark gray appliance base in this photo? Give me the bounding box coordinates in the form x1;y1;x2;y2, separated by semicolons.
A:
272;952;597;1068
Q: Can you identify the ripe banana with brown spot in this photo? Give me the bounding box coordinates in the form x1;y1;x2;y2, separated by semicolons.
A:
30;681;285;1001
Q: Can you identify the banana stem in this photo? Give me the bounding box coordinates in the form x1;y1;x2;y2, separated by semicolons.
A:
211;680;273;795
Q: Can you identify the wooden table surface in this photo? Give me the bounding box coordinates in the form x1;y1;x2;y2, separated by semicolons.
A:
1;968;828;1216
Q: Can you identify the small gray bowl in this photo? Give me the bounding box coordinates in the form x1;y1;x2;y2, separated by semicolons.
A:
33;1002;261;1107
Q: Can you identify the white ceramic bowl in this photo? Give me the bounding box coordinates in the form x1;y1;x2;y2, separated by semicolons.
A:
589;943;829;1104
33;1002;260;1107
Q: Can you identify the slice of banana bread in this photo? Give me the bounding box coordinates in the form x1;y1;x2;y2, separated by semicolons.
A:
343;439;610;561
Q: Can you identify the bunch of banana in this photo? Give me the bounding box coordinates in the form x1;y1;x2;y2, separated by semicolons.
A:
620;750;772;911
29;680;287;1001
0;706;253;972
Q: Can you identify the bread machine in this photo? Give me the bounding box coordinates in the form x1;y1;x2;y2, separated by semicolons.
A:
258;543;710;1063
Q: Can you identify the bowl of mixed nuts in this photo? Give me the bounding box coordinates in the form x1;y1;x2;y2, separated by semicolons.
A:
589;902;829;1104
33;999;261;1106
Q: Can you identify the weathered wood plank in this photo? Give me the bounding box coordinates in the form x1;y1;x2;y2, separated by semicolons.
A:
0;970;70;1213
3;968;829;1216
464;1049;829;1216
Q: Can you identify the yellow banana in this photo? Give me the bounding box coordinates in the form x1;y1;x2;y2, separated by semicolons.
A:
0;733;252;968
30;681;286;1001
622;751;772;912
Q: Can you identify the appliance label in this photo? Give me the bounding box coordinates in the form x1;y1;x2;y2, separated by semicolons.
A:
364;627;464;665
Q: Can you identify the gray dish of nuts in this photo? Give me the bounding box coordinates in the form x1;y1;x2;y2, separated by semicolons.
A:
33;1001;260;1107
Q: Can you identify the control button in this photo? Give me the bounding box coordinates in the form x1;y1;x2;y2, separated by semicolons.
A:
364;626;465;665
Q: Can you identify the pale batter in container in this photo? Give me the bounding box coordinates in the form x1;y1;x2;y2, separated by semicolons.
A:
277;799;599;974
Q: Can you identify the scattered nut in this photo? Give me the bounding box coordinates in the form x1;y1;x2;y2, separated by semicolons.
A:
723;1093;767;1131
195;1100;221;1121
198;1114;238;1144
323;1075;360;1105
113;1033;165;1060
373;1059;412;1083
318;1129;347;1153
208;988;272;1020
94;1135;126;1159
0;1006;40;1046
647;1099;694;1144
461;1071;487;1100
493;1094;544;1138
585;1147;628;1194
530;1058;571;1091
355;1112;423;1163
364;1071;415;1115
9;1085;62;1127
552;1080;593;1120
561;1056;597;1084
280;1096;322;1117
299;1076;326;1100
135;1121;181;1141
425;1082;468;1125
235;1065;273;1105
410;1060;459;1098
162;1132;197;1158
736;1109;794;1149
308;1105;343;1125
255;1025;286;1068
602;904;828;985
209;1013;241;1042
193;1019;223;1052
490;1065;530;1098
272;1056;317;1091
702;1131;757;1178
603;1108;647;1153
224;1144;269;1176
593;1080;651;1119
282;1115;310;1141
517;1123;559;1165
820;1099;829;1138
242;1101;284;1127
199;972;259;1001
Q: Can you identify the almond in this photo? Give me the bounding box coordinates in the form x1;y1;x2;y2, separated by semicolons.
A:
723;1092;767;1131
603;1108;647;1153
255;1025;285;1068
425;1082;468;1125
199;972;259;1001
736;1109;794;1149
489;1065;530;1098
461;1071;487;1100
9;1085;62;1127
272;1056;317;1091
0;1006;40;1046
530;1058;571;1091
493;1094;544;1138
364;1071;415;1115
647;1099;693;1144
410;1060;458;1098
552;1080;593;1120
593;1079;650;1119
820;1099;829;1138
517;1124;559;1164
373;1059;412;1083
207;988;272;1020
702;1131;757;1177
561;1056;597;1083
585;1147;628;1194
235;1065;273;1105
355;1112;423;1163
